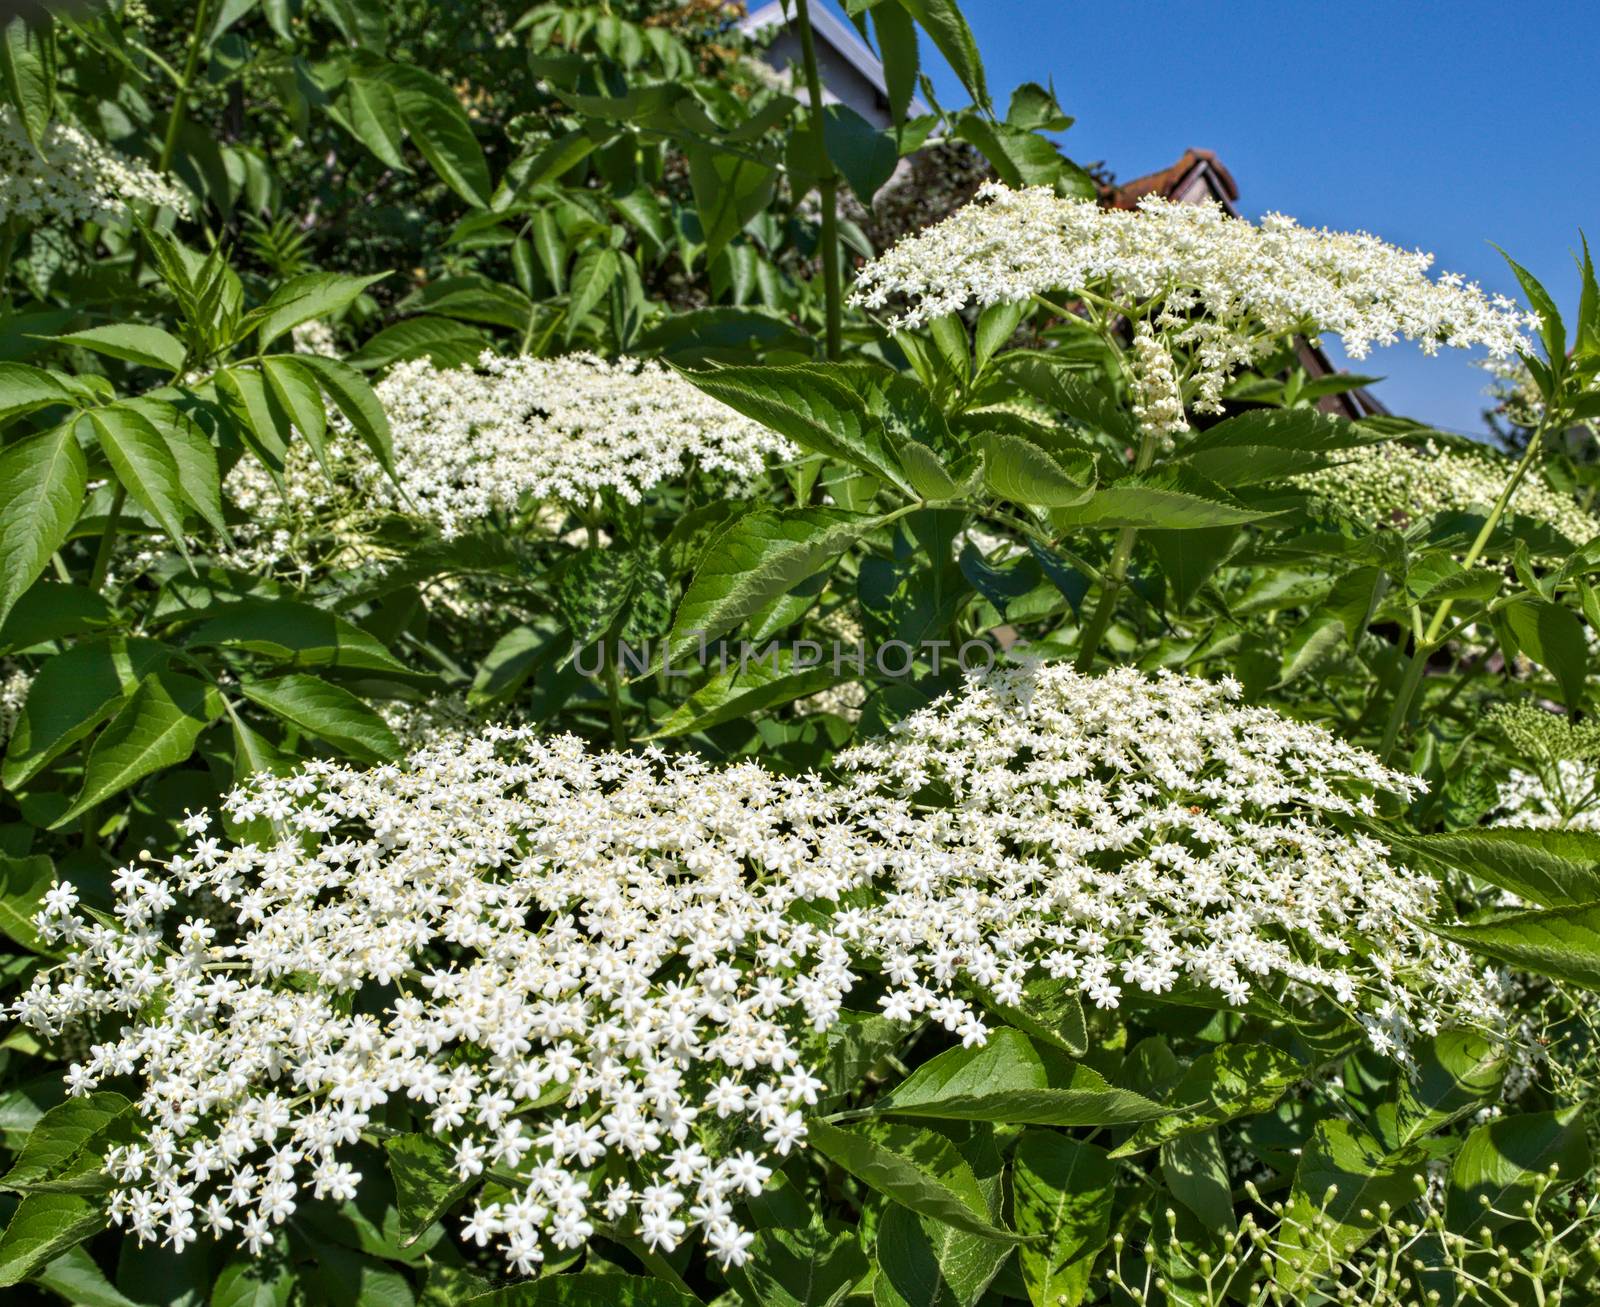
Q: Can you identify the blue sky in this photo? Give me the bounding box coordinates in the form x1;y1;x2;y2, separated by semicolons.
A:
830;0;1600;439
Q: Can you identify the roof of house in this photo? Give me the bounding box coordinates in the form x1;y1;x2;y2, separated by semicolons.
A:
740;0;930;120
1102;148;1239;211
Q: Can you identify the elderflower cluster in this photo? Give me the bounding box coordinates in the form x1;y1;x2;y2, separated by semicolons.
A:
14;665;1502;1273
0;660;33;744
225;353;794;555
1128;320;1188;450
0;107;189;226
1293;439;1596;547
852;184;1533;411
1493;763;1600;832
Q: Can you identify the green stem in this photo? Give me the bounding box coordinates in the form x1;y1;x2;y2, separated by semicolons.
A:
1377;416;1553;763
1074;525;1137;672
159;0;213;175
1378;639;1432;764
603;653;626;748
88;486;127;593
1074;414;1163;672
794;0;842;360
1421;420;1549;646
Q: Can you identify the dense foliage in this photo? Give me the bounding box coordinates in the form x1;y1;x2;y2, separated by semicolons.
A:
2;1;1600;1304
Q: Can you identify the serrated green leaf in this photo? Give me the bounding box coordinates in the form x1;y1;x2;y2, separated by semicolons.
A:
56;325;184;373
1011;1132;1112;1307
0;419;84;628
239;674;400;764
666;507;886;663
876;1029;1161;1127
53;670;222;827
1433;900;1600;989
1110;1044;1302;1157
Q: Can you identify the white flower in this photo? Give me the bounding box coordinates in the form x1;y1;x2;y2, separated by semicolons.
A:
224;352;797;562
0;106;189;226
852;183;1533;412
16;664;1502;1274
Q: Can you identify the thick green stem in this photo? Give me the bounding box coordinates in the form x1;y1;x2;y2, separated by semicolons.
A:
603;654;626;748
1074;414;1163;672
1422;422;1549;645
794;0;842;360
1074;526;1136;672
88;486;127;593
160;0;213;174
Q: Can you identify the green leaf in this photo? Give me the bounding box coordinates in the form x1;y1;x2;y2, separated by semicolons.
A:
1;1092;132;1193
645;647;840;739
1181;407;1365;455
872;0;918;126
1005;82;1073;132
208;1257;294;1307
823;104;897;206
32;1245;141;1307
186;599;411;676
970;973;1086;1057
385;1133;472;1248
875;1028;1162;1126
0;1192;105;1288
1396;828;1600;908
565;247;620;334
0;362;76;425
686;144;776;263
897;0;988;108
343;75;409;169
217;364;291;466
468;624;552;707
723;1222;867;1307
666;507;886;663
377;63;492;207
53;670;223;827
460;1273;701;1306
248;271;387;351
0;419;85;628
239;674;400;764
316;0;388;50
1275;1119;1426;1290
260;356;330;469
1497;246;1564;365
87;406;191;554
1432;900;1600;989
56;325;185;373
0;854;57;955
1388;1029;1507;1149
681;365;904;490
1447;1107;1590;1232
300;1235;413;1307
1050;477;1268;531
124;398;228;539
344;318;486;371
1109;1044;1302;1157
1501;597;1587;707
1011;1132;1112;1307
0;14;54;154
1149;525;1238;612
804;1118;1026;1242
293;354;398;480
3;636;172;789
872;1203;1009;1307
1162;1129;1233;1233
0;580;108;652
980;431;1093;508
